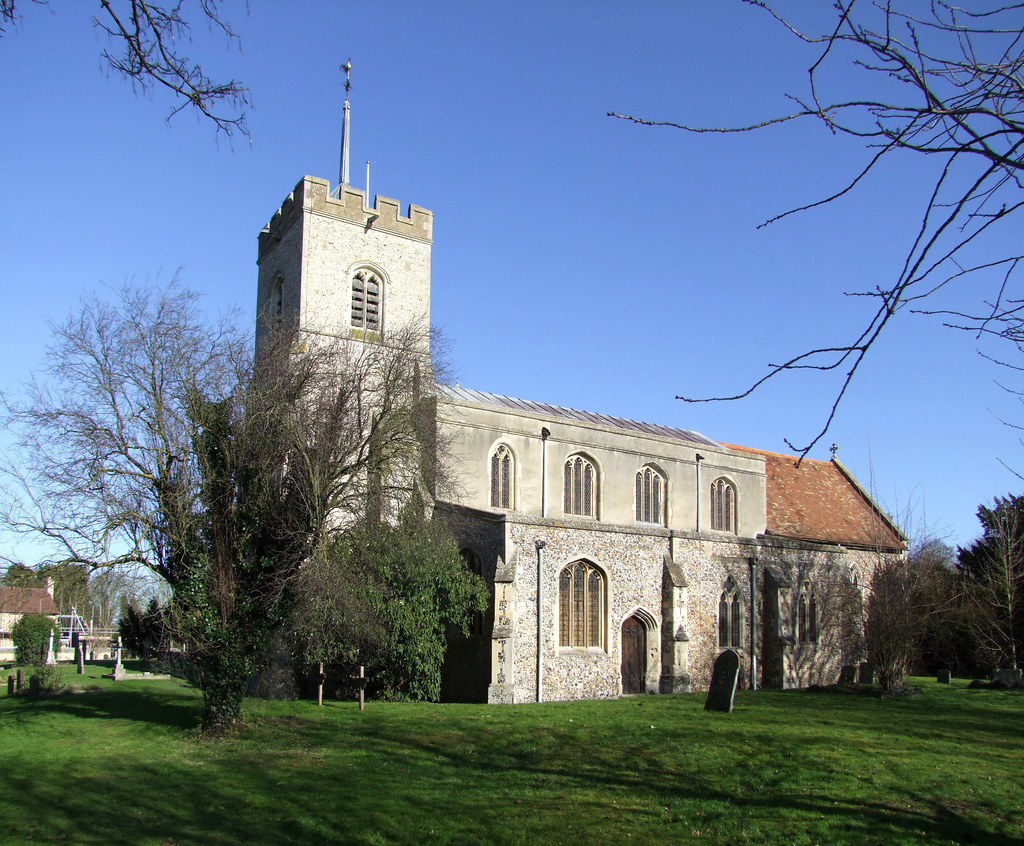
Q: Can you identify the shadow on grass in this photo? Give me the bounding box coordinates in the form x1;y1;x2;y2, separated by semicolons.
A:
3;680;202;731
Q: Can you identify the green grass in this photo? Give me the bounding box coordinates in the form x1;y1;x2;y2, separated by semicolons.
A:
0;665;1021;845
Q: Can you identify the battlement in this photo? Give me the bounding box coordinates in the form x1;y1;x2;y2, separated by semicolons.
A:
257;175;432;264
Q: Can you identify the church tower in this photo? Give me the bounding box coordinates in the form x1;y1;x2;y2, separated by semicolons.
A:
255;67;432;348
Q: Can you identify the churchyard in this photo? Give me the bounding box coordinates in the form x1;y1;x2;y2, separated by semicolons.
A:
0;664;1020;845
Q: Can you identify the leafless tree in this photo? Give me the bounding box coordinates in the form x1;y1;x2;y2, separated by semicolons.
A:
864;537;951;691
2;1;249;136
0;281;444;728
611;1;1024;456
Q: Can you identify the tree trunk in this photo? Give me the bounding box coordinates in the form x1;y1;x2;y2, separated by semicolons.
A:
198;654;250;731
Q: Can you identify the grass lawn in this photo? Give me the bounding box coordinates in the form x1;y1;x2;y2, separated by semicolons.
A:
0;663;1021;845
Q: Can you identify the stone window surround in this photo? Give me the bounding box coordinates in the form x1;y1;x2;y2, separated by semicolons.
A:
557;558;608;651
489;441;516;510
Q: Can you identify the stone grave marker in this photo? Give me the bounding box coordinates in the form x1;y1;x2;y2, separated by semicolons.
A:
704;649;740;713
838;665;856;685
937;669;951;684
991;668;1023;686
857;661;874;684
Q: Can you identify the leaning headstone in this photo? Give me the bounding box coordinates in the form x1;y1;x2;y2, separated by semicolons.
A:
936;669;951;684
28;675;40;696
857;661;874;685
704;649;740;713
838;665;856;685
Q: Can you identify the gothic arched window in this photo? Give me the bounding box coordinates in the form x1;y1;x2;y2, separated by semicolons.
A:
558;560;605;649
563;454;597;518
490;444;514;509
799;585;818;644
635;465;665;525
718;577;742;649
351;268;382;332
710;477;736;533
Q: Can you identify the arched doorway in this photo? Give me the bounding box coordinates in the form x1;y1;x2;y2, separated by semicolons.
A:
621;615;647;694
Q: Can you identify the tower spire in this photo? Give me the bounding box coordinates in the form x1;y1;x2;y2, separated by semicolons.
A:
339;59;352;188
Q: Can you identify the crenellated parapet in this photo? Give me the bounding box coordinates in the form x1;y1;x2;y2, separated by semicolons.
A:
257;175;432;264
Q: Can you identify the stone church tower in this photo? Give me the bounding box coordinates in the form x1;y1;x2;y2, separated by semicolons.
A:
255;177;433;346
255;70;432;348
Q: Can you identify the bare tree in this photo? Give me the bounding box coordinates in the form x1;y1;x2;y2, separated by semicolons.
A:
611;1;1024;455
864;537;950;691
1;282;446;728
2;1;249;136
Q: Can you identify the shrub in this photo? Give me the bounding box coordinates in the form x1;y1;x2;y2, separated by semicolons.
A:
12;614;60;666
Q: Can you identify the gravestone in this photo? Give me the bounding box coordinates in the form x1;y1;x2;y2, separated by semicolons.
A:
937;669;951;684
704;649;740;713
991;668;1023;686
7;675;13;695
838;665;856;685
857;661;874;684
28;675;40;696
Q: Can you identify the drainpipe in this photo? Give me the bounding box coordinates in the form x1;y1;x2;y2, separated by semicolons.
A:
535;539;547;703
749;556;758;691
540;428;550;518
695;454;705;533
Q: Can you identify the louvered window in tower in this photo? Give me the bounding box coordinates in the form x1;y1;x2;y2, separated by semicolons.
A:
351;269;381;332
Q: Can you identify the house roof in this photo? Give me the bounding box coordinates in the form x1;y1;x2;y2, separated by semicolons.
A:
441;385;721;448
0;586;59;616
726;445;905;551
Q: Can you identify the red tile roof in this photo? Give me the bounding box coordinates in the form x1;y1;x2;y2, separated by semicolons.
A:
726;445;905;550
0;586;59;616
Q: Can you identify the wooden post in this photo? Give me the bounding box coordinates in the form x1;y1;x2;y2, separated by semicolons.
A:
359;665;365;711
317;662;325;707
7;675;13;695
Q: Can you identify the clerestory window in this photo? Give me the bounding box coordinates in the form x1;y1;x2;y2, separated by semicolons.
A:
635;465;665;525
710;477;736;533
799;586;818;644
563;454;597;518
490;444;514;509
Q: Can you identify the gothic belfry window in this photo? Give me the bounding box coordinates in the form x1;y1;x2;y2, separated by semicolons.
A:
351;268;381;332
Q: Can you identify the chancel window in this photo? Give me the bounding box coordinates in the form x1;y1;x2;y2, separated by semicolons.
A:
558;561;605;649
351;269;381;332
490;444;514;509
635;466;665;525
563;455;596;518
799;586;818;644
718;577;742;649
710;477;736;533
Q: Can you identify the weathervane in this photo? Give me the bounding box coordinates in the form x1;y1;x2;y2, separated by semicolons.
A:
830;443;839;459
342;58;352;96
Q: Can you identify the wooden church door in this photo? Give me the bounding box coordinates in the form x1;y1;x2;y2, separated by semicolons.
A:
621;616;646;694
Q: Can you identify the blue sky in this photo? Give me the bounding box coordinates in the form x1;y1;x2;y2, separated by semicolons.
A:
1;1;1020;553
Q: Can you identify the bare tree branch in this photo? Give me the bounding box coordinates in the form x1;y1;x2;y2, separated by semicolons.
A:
614;1;1024;456
2;1;250;137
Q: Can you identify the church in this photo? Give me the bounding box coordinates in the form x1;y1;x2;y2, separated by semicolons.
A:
253;91;905;704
